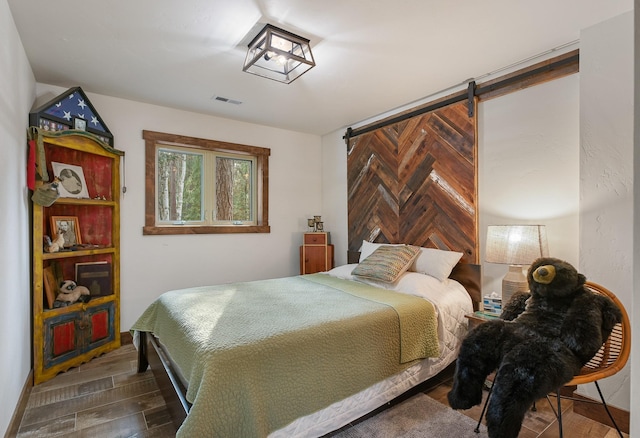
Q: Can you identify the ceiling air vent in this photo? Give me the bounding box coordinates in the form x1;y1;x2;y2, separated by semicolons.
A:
212;96;242;105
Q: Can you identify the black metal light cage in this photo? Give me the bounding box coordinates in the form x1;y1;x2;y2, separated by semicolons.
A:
243;24;315;84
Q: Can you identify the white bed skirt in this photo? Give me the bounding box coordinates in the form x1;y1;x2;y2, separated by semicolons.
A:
269;343;459;437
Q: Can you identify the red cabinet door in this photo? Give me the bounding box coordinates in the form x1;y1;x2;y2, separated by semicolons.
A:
42;301;116;370
44;312;79;369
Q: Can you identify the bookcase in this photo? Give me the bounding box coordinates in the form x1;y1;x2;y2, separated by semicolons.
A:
30;130;123;384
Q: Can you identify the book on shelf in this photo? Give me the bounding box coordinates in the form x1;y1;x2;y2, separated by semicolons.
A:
43;266;57;309
75;261;112;297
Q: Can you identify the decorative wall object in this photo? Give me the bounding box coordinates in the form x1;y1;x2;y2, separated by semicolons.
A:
51;162;89;198
29;86;114;146
346;99;478;263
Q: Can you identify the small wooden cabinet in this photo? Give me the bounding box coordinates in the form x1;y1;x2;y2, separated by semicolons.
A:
300;232;334;274
30;130;123;384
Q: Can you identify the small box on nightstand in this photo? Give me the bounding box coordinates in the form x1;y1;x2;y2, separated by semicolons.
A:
482;295;502;315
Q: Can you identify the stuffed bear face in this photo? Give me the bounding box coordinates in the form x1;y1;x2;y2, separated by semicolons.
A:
527;257;586;298
59;279;78;293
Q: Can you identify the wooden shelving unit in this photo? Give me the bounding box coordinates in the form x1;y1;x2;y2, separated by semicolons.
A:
31;131;123;384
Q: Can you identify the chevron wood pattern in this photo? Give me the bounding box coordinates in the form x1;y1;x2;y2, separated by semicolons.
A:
347;100;478;263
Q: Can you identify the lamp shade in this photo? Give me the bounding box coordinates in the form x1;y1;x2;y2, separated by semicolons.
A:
485;225;549;265
485;225;549;307
243;24;315;84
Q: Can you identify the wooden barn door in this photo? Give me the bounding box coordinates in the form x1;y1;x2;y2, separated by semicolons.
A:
347;99;478;263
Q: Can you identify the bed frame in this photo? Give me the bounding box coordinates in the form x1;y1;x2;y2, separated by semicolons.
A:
137;331;190;428
136;261;481;432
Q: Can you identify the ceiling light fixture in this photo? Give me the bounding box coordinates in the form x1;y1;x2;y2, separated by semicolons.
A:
242;24;315;84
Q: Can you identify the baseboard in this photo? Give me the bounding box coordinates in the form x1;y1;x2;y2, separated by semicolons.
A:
3;370;33;438
571;392;629;434
120;331;133;345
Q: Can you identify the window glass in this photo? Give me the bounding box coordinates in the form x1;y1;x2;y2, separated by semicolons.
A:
214;155;255;223
157;147;203;223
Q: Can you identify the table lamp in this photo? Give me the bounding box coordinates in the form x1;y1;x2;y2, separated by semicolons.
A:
485;225;549;306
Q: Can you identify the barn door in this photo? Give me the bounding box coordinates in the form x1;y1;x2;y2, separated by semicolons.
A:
347;99;478;263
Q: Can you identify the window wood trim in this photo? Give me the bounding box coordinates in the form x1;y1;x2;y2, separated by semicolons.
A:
142;130;270;235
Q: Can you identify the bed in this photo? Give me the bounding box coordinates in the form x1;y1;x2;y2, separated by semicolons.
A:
132;243;481;438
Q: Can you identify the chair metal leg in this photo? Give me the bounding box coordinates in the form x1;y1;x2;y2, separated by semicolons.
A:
545;394;558;417
475;384;493;433
594;381;624;438
548;381;624;438
474;379;625;437
556;387;563;438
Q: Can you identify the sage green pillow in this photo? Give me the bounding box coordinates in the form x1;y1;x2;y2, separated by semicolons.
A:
352;245;421;283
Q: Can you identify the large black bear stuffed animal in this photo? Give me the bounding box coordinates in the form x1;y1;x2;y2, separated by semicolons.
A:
447;257;622;438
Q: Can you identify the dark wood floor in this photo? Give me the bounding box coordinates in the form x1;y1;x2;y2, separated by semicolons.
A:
14;344;627;437
15;344;176;437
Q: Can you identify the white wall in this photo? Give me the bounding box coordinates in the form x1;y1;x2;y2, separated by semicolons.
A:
478;75;580;295
321;129;349;266
578;11;633;411
0;0;35;435
34;83;324;331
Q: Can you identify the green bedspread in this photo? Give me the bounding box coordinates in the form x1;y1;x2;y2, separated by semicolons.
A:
131;274;438;437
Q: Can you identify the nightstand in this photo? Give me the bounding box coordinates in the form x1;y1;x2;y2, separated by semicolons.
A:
300;232;334;274
465;311;500;330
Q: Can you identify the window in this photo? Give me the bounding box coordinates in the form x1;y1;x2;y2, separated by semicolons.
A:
143;130;270;235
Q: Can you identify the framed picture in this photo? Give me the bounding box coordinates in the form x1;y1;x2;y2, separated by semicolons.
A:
73;117;87;131
50;216;82;248
51;162;90;198
76;261;112;296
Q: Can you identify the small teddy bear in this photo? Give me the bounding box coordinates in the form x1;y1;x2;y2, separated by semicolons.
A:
447;257;622;438
54;280;91;307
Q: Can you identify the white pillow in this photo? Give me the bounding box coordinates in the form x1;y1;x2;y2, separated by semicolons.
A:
327;264;358;280
412;247;463;281
359;240;462;282
327;266;461;302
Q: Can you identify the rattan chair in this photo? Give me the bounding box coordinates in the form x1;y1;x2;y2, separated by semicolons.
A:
474;281;630;437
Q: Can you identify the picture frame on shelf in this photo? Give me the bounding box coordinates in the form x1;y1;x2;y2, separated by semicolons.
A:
73;117;87;131
51;162;90;199
50;216;82;248
75;261;112;297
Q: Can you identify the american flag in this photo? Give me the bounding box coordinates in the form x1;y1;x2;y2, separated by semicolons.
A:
43;91;106;133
